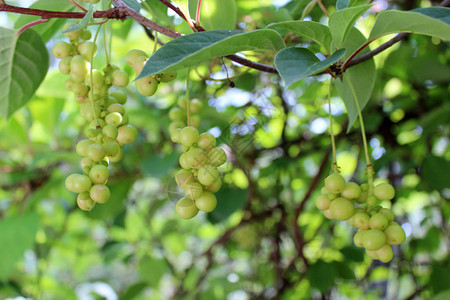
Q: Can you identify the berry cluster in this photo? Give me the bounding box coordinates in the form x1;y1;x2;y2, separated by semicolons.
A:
52;25;137;211
170;126;227;219
168;98;202;134
125;49;177;97
316;172;406;262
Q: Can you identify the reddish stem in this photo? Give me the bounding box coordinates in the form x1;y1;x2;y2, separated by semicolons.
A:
317;0;329;17
17;18;49;35
341;40;374;71
196;0;202;25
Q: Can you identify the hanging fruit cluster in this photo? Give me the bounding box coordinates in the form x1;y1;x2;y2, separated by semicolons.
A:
53;24;137;211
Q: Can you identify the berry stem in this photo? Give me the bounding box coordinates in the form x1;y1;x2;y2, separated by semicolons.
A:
102;24;110;65
327;78;338;173
344;74;374;194
89;23;103;126
186;67;191;127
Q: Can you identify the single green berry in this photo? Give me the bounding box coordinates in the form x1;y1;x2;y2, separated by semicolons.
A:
324;173;346;194
195;191;217;212
175;197;199;219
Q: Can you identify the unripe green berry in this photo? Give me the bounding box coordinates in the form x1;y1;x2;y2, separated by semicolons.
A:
109;91;127;104
136;76;158;96
197;132;216;150
90;184;110;203
341;182;361;200
80;29;92;40
329;197;354;221
374;183;395;201
52;41;72;58
112;70;129;87
125;49;147;67
315;195;330;210
65;174;92;193
362;229;386;251
198;165;219;186
204;177;222;193
78;41;98;60
87;143;106;162
105;112;123;126
195;191;217;212
207;147;227;167
369;213;389;231
175;197;199;219
179;126;199;147
76;139;94;157
116;125;138;144
324;173;346;194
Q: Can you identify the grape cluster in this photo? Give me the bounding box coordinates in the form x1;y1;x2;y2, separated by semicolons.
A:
316;173;406;262
125;49;177;97
168;98;202;135
52;25;137;211
170;126;227;219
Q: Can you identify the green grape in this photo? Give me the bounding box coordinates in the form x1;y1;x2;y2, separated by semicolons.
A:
190;115;201;128
89;164;109;184
175;197;199;219
195;191;217;212
103;141;120;157
116;125;138;144
347;216;355;226
65;174;92;193
376;244;393;263
189;99;203;113
78;41;98;60
87;143;106;162
379;208;395;222
80;157;93;169
329;197;354;221
367;195;378;206
105;114;120;128
107;103;126;115
82;166;91;175
59;57;72;74
197;132;216;150
373;183;395;201
80;29;92;40
179;153;192;169
125;49;147;67
177;97;187;109
77;192;95;211
179;126;199;147
85;69;104;88
185;147;207;168
132;56;147;74
136;76;158;96
369;213;389;230
207;147;227;167
70;55;88;78
360;183;369;192
52;41;73;58
315;195;331;210
175;169;195;188
204;177;222;193
158;71;177;82
356;190;368;204
353;230;366;247
169;121;186;135
324;173;346;194
181;144;190;153
120;113;129;125
76;139;93;157
327;193;338;200
323;209;333;219
171;128;182;143
365;249;379;260
198;165;219;186
65;79;75;90
341;182;361;200
184;182;203;200
169;107;185;121
320;187;328;194
72;82;89;98
90;184;110;203
109;91;127;104
353;212;370;230
362;229;386;251
103;124;119;140
108;147;123;162
384;222;406;245
112;70;129;87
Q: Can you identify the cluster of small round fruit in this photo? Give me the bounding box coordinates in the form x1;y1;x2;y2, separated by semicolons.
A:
170;126;227;219
52;25;137;211
316;172;406;262
168;98;202;135
125;49;177;97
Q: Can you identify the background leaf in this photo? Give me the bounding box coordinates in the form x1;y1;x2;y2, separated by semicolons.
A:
0;28;49;119
329;4;372;47
14;0;73;42
63;6;94;33
137;29;285;78
207;186;247;223
275;48;346;86
0;213;39;280
334;28;376;131
199;0;237;31
267;21;332;53
368;8;450;41
421;155;450;191
122;0;141;12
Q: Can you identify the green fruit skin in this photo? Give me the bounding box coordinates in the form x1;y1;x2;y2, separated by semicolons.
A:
175;169;195;188
197;132;216;150
65;174;92;193
116;125;138;145
363;229;386;251
374;183;395;201
341;182;361;199
384;222;406;245
179;126;199;147
184;182;203;200
52;41;72;58
176;197;199;219
77;194;95;211
198;166;219;186
204;177;222;193
324;173;346;194
329;197;354;221
189;99;203;113
89;165;109;184
369;213;389;231
315;195;331;210
90;184;110;203
87;143;106;162
112;70;129;87
125;49;147;67
195;191;217;212
207;147;227;167
376;244;393;263
353;230;366;247
353;212;370;230
76;139;93;157
136;76;158;96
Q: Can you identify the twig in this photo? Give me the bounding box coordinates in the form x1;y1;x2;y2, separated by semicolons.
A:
17;18;49;35
317;0;329;17
66;0;87;12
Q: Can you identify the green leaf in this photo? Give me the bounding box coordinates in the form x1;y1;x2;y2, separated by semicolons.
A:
412;7;450;25
334;27;376;131
430;264;450;294
200;0;237;31
207;186;247;223
144;0;173;24
329;4;372;47
267;21;332;53
368;8;450;42
333;261;355;280
336;0;363;10
307;260;337;292
422;155;450;191
275;48;346;87
138;256;168;285
88;179;133;220
123;0;141;12
432;290;450;300
0;213;39;280
141;152;179;177
137;29;285;78
0;28;49;119
63;6;94;33
173;0;193;20
14;0;73;42
119;282;147;300
340;245;365;262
